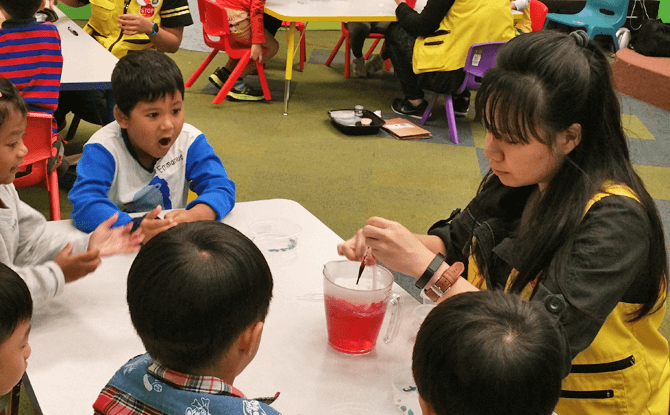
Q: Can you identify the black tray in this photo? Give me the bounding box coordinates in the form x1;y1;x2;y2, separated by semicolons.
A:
328;109;385;135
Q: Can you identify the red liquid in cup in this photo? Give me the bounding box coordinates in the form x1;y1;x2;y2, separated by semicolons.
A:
406;0;416;9
325;295;388;354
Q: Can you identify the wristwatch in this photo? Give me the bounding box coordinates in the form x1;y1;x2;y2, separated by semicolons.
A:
423;261;465;302
147;22;159;38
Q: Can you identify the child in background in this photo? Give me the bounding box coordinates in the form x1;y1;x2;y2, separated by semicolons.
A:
69;50;236;241
207;0;279;102
348;22;390;78
94;221;279;415
413;290;563;415
0;77;142;306
0;263;33;415
55;0;193;129
0;0;62;126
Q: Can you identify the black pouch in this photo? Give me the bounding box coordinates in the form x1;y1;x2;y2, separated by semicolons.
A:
633;19;670;57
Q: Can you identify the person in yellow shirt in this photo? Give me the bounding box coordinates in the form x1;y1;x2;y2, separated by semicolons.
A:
384;0;515;119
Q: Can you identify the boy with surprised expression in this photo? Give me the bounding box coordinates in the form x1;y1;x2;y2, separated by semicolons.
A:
69;50;236;241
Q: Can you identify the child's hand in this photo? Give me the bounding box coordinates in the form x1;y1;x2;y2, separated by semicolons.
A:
140;206;177;242
163;209;192;224
88;213;144;256
250;44;263;62
117;14;151;36
54;243;102;283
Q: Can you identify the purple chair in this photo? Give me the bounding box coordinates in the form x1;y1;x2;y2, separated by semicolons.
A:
419;42;506;144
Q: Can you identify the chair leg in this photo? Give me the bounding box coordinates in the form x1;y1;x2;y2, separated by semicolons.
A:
344;34;351;78
419;94;439;126
256;61;272;101
445;95;459;145
299;26;306;71
65;115;81;143
185;49;220;87
47;168;60;220
212;54;251;104
364;38;381;60
325;34;345;67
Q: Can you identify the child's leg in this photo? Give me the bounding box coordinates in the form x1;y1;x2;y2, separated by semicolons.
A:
348;22;373;59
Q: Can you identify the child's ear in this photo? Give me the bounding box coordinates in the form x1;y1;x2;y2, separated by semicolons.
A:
114;105;130;129
238;321;264;356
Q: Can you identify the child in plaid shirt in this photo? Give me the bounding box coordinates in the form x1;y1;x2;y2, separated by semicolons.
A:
93;221;280;415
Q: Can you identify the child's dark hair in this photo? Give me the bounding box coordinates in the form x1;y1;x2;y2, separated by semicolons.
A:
413;291;563;415
0;77;29;128
0;0;43;20
111;50;185;116
127;221;273;373
0;263;33;344
473;30;668;322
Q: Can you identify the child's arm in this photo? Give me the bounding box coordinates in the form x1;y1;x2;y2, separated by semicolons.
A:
249;0;266;61
69;143;134;233
183;134;236;220
8;192;90;305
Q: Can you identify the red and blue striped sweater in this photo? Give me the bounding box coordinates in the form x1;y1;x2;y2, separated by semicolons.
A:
0;18;62;116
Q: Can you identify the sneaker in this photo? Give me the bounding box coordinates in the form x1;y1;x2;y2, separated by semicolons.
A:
391;98;429;119
366;54;385;75
227;83;265;101
353;57;366;78
208;67;232;90
453;95;470;117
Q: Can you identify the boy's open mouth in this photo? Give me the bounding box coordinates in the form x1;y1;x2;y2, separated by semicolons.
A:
159;138;171;147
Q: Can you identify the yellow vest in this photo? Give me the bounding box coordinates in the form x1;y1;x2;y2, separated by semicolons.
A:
469;183;670;414
515;7;532;34
412;0;515;74
84;0;163;58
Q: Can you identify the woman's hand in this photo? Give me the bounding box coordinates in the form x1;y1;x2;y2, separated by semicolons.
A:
360;217;438;278
337;228;371;263
88;213;144;256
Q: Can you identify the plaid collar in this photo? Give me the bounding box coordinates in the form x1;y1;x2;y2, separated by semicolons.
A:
147;361;245;398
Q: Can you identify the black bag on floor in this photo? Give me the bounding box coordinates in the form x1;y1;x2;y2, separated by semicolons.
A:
634;19;670;57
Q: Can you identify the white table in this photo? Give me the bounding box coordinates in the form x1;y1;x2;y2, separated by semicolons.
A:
54;6;118;91
265;0;427;115
28;199;420;414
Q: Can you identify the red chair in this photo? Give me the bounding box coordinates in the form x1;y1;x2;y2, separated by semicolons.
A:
185;0;271;104
324;23;391;78
281;21;306;71
419;42;506;144
14;112;60;220
530;0;549;32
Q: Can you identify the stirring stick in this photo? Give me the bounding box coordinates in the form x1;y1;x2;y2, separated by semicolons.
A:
356;247;371;285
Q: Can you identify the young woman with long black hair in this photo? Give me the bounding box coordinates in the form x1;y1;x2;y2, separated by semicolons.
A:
338;30;669;414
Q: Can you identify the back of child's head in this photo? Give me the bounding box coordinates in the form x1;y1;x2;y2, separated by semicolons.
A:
412;290;563;415
112;50;185;116
127;221;273;374
0;0;43;20
0;77;28;128
0;263;32;345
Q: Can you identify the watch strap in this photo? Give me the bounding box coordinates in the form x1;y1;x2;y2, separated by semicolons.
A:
148;22;159;37
415;253;446;289
424;261;465;302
